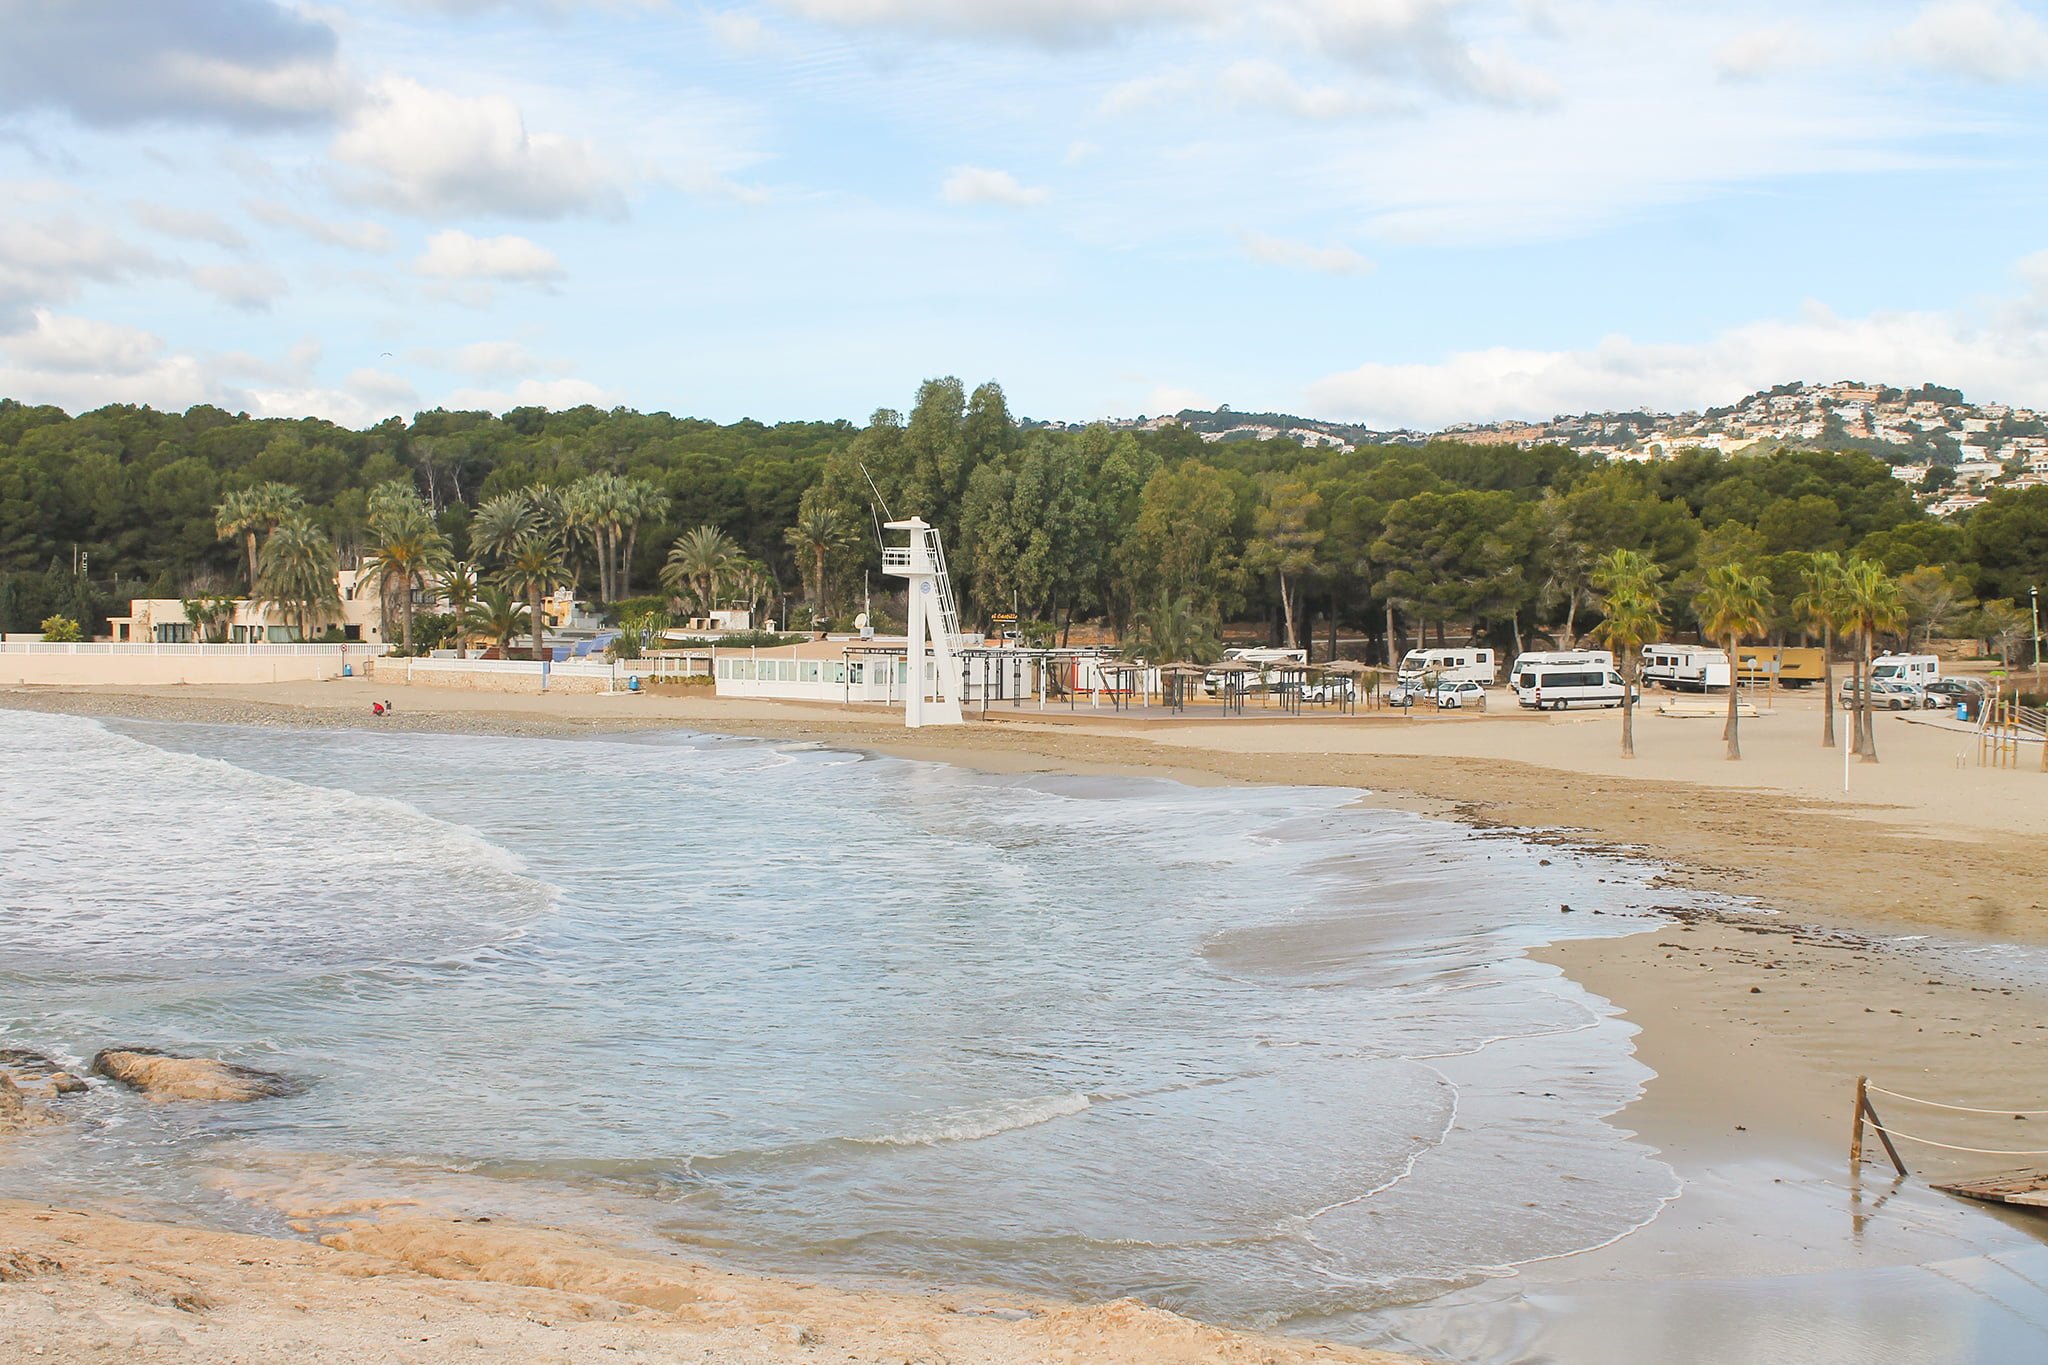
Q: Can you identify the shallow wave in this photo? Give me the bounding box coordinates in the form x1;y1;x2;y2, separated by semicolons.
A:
850;1092;1095;1147
4;713;1688;1343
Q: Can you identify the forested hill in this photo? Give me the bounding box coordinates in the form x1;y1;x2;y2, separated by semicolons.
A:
1;379;2044;658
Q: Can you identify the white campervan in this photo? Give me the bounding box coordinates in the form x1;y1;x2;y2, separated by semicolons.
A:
1640;643;1732;692
1396;647;1497;687
1509;649;1614;684
1516;663;1630;711
1868;654;1940;690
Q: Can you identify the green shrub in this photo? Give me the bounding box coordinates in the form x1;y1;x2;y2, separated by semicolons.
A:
38;615;83;642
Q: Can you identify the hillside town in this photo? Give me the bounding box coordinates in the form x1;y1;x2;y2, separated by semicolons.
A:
1133;380;2048;518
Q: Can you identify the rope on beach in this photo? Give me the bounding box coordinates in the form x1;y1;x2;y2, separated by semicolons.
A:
1864;1086;2048;1117
1860;1120;2048;1157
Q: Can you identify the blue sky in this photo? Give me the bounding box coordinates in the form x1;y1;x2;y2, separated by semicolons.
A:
4;0;2048;429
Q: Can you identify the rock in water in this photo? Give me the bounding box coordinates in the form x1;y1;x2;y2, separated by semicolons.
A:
0;1075;58;1132
0;1048;88;1098
90;1049;296;1103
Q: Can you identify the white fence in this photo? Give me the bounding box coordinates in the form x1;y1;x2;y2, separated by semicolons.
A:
399;656;620;694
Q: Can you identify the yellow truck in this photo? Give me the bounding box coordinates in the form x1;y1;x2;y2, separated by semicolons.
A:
1734;646;1827;688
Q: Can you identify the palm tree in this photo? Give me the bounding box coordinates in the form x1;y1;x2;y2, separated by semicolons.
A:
1792;550;1852;748
462;585;529;659
784;499;857;620
1590;549;1665;759
497;531;568;662
616;477;667;598
1693;562;1774;761
566;474;625;603
469;492;539;565
662;524;741;619
358;485;451;657
436;562;480;658
182;593;238;644
215;482;304;592
1843;558;1904;763
1126;590;1222;665
255;511;340;642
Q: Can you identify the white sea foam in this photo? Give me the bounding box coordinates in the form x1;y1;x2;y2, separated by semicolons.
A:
853;1092;1095;1147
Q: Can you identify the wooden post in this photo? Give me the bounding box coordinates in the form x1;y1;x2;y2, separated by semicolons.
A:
1851;1075;1867;1169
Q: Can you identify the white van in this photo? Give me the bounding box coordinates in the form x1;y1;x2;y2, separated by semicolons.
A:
1397;647;1496;687
1510;650;1614;685
1868;653;1939;689
1516;664;1630;710
1204;646;1306;695
1640;643;1731;692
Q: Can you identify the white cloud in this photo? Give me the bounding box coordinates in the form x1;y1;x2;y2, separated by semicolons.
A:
413;230;565;283
2;310;166;375
192;263;289;310
0;0;353;128
333;76;622;219
1714;23;1823;81
0;310;209;412
1236;229;1373;275
0;214;166;329
772;0;1219;46
245;199;393;253
130;201;249;250
448;340;567;377
706;9;784;52
1306;284;2048;429
1278;0;1560;107
940;166;1048;207
446;376;616;411
1897;0;2048;82
1217;59;1411;119
1146;383;1213;414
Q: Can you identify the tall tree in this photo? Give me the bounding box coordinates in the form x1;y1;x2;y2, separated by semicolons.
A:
436;561;480;658
1590;549;1665;759
1843;558;1904;762
784;491;857;619
1792;551;1851;748
1245;478;1324;649
662;524;741;618
1693;562;1774;761
359;482;451;657
497;531;568;662
254;511;340;642
215;482;304;592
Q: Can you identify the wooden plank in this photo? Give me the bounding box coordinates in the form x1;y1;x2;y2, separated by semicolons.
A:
1932;1171;2048;1208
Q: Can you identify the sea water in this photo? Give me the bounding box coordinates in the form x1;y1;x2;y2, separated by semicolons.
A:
0;710;1684;1345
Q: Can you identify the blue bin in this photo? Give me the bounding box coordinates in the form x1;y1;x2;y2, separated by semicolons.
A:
627;675;641;693
341;664;352;677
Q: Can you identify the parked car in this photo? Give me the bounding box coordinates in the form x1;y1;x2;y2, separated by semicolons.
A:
1435;679;1488;710
1298;676;1357;703
1924;678;1986;705
1839;678;1925;711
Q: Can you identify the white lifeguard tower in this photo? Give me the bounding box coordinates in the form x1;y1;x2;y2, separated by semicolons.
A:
881;516;964;727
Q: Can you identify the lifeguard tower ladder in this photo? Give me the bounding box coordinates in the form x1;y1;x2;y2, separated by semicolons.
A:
881;517;964;728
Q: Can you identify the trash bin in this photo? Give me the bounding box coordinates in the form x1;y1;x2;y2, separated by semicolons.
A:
1956;700;1972;722
342;664;353;678
627;675;641;693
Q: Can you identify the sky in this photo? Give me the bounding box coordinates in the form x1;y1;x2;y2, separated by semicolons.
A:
4;0;2048;430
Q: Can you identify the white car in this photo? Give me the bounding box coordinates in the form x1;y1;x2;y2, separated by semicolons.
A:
1435;679;1488;710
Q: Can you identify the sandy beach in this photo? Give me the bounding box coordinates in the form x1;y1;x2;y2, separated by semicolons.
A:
5;678;2048;1362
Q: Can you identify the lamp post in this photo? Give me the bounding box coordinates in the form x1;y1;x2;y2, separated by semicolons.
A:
2033;584;2041;677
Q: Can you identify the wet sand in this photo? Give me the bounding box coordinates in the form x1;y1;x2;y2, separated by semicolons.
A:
5;680;2048;1362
